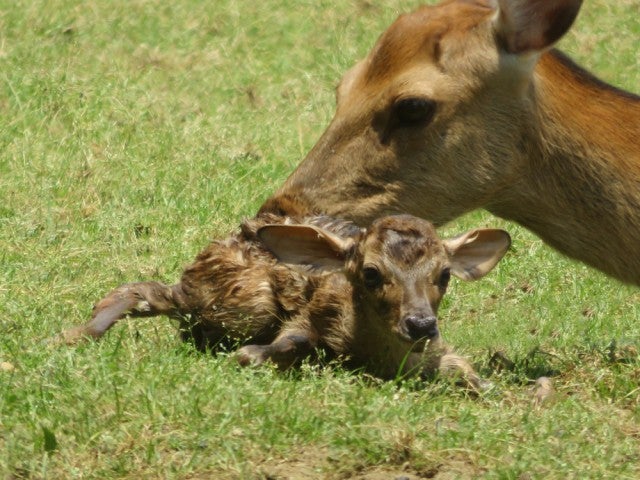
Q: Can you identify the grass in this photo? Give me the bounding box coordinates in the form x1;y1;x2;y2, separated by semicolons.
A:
1;0;639;478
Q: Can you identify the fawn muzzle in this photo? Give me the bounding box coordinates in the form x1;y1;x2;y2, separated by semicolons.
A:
401;314;439;344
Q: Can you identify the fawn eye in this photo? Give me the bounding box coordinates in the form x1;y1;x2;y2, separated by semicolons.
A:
362;266;383;289
438;268;451;289
394;97;436;127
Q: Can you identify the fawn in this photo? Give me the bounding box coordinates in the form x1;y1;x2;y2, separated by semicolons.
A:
63;214;510;387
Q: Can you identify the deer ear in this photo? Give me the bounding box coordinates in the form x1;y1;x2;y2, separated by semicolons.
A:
493;0;583;54
258;224;356;273
444;229;511;281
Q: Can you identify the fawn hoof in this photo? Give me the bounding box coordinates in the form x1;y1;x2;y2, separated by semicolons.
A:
475;378;496;394
235;345;268;367
532;376;554;407
58;326;100;346
59;326;90;345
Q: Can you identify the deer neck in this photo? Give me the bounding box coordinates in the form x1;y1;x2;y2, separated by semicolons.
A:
488;50;640;284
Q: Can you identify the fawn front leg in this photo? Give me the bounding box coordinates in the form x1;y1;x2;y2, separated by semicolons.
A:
438;352;492;393
236;329;318;370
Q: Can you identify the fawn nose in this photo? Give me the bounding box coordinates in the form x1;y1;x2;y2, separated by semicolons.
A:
403;315;439;341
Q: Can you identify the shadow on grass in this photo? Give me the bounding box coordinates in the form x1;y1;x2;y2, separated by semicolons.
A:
480;338;640;386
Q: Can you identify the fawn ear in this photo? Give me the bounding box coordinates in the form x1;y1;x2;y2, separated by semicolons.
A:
258;224;355;273
444;229;511;281
492;0;583;54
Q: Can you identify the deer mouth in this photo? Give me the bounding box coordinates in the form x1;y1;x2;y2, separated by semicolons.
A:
402;335;439;352
397;329;440;352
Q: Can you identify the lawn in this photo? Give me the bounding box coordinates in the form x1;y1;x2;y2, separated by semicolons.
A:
1;0;639;478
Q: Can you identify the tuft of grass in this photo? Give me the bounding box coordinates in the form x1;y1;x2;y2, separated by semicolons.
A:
1;0;639;478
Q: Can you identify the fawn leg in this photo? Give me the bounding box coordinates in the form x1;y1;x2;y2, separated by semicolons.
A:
236;329;317;370
62;282;184;344
438;352;492;393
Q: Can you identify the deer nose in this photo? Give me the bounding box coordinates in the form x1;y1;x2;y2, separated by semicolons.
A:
403;315;439;341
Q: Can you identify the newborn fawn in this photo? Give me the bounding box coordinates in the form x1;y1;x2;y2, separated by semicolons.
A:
63;214;510;388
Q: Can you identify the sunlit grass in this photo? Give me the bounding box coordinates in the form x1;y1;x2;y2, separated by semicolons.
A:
1;0;639;478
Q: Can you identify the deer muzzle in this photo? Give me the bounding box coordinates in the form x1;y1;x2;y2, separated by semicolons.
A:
400;314;440;344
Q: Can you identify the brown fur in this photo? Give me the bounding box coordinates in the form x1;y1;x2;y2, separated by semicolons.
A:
260;0;640;285
63;213;332;350
62;214;510;388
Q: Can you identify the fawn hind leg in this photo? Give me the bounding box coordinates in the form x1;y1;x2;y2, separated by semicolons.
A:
62;282;184;344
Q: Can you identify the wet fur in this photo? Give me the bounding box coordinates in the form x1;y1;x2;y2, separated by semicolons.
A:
63;214;493;389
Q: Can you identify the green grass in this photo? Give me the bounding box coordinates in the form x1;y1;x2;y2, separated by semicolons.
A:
1;0;639;478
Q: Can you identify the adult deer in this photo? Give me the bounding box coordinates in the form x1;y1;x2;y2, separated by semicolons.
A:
259;0;640;285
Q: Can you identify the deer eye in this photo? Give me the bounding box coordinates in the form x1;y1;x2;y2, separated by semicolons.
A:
394;97;436;127
438;268;451;289
362;266;383;289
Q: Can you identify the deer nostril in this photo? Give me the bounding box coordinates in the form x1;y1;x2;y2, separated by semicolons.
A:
404;315;439;341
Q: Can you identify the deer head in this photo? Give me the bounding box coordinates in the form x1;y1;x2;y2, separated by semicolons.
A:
258;215;511;350
260;0;584;226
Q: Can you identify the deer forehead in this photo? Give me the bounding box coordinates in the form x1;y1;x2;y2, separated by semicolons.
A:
359;218;448;272
337;1;500;117
365;2;495;80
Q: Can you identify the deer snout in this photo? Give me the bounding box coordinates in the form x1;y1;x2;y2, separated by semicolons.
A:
402;314;439;342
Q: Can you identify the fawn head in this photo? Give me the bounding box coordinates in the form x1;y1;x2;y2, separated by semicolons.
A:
259;215;510;350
